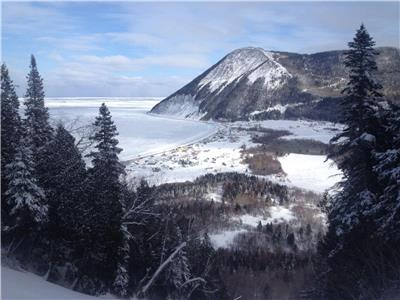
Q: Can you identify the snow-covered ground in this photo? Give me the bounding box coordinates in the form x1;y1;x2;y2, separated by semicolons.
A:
249;119;343;144
125;124;252;184
278;153;341;193
1;267;118;300
126;118;342;191
233;206;296;228
210;206;298;249
209;229;247;249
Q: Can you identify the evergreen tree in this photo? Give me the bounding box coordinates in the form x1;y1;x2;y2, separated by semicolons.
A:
328;24;384;232
322;24;397;298
113;224;131;298
44;124;88;279
1;64;22;228
46;124;87;232
166;226;191;299
78;103;124;294
88;103;124;183
4;134;47;240
326;24;383;236
24;55;53;187
372;104;400;240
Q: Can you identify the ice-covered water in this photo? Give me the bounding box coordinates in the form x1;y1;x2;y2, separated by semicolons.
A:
41;97;218;160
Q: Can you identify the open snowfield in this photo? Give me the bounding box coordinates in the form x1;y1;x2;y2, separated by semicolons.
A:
1;267;119;300
278;153;341;193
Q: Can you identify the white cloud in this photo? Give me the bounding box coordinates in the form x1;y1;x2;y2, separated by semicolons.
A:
2;2;77;35
3;1;398;97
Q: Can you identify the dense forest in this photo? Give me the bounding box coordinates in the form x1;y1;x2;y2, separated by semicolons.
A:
1;25;399;299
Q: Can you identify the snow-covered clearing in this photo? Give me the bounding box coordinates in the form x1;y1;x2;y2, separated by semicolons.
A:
1;267;119;300
232;206;295;227
267;206;296;224
252;119;343;144
277;153;341;193
209;229;247;249
210;206;297;249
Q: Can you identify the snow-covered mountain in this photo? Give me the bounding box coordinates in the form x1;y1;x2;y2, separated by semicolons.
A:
150;47;400;121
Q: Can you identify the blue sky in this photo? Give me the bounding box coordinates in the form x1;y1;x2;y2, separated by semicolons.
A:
2;1;399;97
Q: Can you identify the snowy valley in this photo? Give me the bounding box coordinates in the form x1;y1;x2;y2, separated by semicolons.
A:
3;97;342;299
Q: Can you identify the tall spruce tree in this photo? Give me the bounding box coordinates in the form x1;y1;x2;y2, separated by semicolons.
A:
1;64;22;228
45;124;87;230
322;24;394;298
24;55;53;187
79;103;124;294
44;124;88;279
4;133;47;241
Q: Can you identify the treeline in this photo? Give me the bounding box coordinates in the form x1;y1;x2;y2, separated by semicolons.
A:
156;172;289;206
1;57;223;299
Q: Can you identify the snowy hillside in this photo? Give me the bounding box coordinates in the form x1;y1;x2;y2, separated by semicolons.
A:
1;267;119;300
150;47;400;121
197;47;291;93
151;47;293;120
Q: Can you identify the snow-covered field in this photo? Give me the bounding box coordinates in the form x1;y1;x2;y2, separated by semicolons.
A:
278;153;341;193
1;267;118;300
209;205;308;249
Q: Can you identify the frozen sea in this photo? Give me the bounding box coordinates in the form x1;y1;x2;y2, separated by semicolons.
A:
42;97;218;160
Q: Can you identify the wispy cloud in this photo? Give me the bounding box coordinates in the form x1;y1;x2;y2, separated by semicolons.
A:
2;2;77;35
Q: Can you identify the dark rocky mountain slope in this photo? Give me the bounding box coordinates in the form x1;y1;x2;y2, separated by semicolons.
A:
150;47;400;122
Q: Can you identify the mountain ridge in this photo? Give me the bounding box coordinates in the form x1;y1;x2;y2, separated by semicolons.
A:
151;46;400;121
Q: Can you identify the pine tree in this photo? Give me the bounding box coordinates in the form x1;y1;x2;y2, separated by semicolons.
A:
78;103;124;294
328;24;385;231
88;103;124;184
373;104;400;240
4;134;47;239
326;24;384;236
24;55;53;187
43;124;88;279
113;224;131;298
322;24;396;298
1;64;22;228
46;124;87;232
165;225;191;299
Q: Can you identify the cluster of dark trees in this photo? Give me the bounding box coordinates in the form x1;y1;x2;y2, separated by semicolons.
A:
317;24;400;299
155;172;289;208
1;56;222;299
